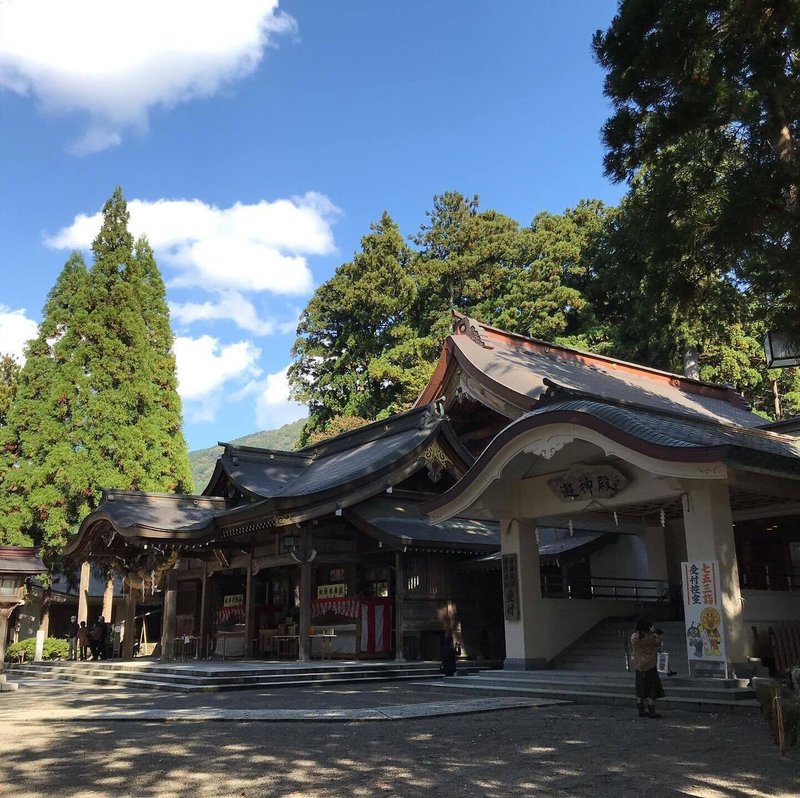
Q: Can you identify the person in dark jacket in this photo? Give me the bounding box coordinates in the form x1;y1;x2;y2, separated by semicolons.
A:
440;632;458;677
77;621;91;661
90;616;108;661
631;615;665;718
67;616;79;661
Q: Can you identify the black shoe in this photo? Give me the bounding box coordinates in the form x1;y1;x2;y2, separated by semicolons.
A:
637;703;646;717
647;707;662;719
667;670;677;677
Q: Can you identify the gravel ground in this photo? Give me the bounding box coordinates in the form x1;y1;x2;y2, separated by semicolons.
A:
0;681;796;798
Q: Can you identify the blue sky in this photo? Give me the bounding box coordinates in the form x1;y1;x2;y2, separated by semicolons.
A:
0;0;625;452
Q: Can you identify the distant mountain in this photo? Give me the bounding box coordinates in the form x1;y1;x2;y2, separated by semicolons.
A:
188;418;306;493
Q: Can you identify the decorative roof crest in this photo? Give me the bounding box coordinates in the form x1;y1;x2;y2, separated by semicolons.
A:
454;316;493;349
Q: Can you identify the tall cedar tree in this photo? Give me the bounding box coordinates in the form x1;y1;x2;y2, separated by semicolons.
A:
289;213;416;442
0;188;192;564
83;188;193;495
290;194;606;438
592;0;800;334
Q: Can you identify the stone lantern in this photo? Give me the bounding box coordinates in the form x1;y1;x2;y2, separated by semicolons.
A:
0;547;47;689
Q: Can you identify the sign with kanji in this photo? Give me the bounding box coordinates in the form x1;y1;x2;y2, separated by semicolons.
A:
502;554;520;621
547;463;628;502
681;560;727;663
317;583;347;599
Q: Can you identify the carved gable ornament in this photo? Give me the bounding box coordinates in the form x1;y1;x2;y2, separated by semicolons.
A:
547;462;628;502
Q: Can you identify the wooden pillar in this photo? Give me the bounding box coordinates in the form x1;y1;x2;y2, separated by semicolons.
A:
394;550;405;661
199;563;211;659
0;608;10;675
298;560;311;662
102;572;114;623
244;550;255;658
77;561;90;624
122;585;136;660
160;568;177;662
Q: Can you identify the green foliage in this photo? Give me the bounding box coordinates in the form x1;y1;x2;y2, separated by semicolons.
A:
290;212;418;442
0;355;20;425
0;187;192;560
5;636;70;662
290;194;610;439
189;418;306;492
593;0;800;333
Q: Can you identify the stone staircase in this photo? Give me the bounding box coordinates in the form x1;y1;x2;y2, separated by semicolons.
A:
4;659;450;693
428;620;762;715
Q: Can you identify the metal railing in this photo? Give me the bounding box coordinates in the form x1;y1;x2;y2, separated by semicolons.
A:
541;574;669;601
740;565;800;592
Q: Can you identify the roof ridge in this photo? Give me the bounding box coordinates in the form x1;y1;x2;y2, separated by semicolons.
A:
535;390;798;447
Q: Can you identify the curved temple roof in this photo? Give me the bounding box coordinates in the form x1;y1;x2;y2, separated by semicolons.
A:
419;314;765;428
67;403;475;559
424;397;800;521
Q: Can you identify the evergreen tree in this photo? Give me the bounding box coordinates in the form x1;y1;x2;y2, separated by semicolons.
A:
289;212;416;442
593;0;800;332
0;252;93;551
0;187;192;560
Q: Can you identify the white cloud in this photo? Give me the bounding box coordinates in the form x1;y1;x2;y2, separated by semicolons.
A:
47;193;339;296
236;365;306;430
0;306;39;362
173;334;261;423
170;292;278;336
0;0;296;154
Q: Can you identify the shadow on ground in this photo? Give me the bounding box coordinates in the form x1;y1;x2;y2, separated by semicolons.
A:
1;691;797;798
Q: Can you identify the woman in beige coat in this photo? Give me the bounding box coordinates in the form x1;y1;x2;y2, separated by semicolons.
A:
631;615;665;718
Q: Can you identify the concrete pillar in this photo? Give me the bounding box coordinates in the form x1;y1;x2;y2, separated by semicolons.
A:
122;586;136;660
244;552;255;658
394;551;405;661
101;573;114;623
298;560;311;662
77;561;90;625
503;518;548;670
160;568;177;662
682;482;748;664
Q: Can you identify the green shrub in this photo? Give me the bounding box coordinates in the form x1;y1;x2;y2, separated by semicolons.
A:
4;636;70;663
755;682;800;751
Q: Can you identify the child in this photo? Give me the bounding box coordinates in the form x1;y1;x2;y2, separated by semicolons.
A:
631;615;665;718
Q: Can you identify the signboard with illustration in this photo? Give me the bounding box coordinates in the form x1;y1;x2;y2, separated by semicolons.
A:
681;560;726;664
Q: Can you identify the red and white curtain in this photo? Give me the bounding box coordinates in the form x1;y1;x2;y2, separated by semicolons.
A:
360;598;392;654
310;597;392;654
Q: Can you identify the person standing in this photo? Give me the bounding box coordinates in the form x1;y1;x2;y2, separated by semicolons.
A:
90;616;108;661
631;615;665;718
77;621;90;661
67;615;79;661
440;632;458;677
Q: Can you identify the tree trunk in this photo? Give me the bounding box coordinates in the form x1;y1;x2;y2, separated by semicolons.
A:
38;587;50;638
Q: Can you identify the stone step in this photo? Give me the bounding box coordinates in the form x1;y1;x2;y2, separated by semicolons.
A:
420;678;761;715
461;675;755;701
6;661;451;693
473;669;748;689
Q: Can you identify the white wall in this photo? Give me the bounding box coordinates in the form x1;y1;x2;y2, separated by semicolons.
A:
742;590;800;625
533;598;642;663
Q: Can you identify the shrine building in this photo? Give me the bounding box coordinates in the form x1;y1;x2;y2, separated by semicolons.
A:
66;314;800;675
